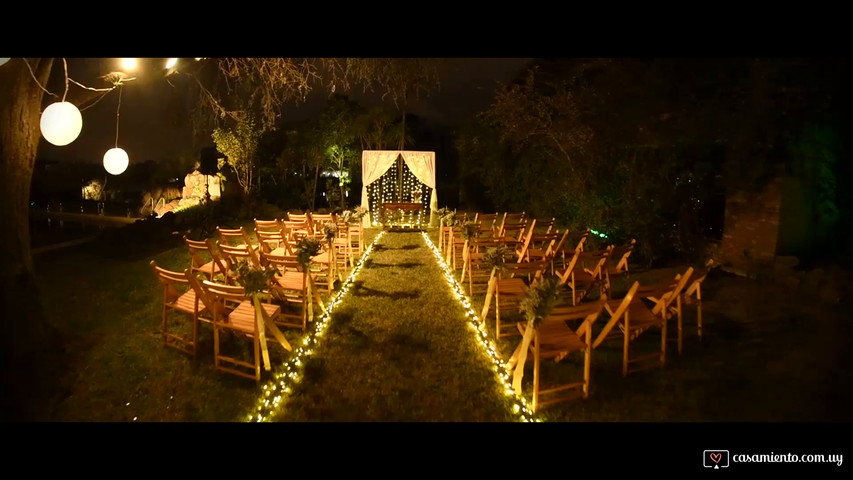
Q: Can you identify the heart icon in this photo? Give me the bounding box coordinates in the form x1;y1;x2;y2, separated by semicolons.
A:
710;453;721;463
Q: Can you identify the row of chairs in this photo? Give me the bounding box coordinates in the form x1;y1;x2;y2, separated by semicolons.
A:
151;211;366;382
448;211;716;412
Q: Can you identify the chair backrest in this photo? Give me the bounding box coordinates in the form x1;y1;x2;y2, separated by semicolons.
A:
254;218;282;233
640;266;694;316
263;252;304;273
578;245;614;280
611;239;637;272
534;218;556;234
311;213;334;225
287;213;313;234
500;259;550;283
219;243;262;271
151;260;189;293
515;219;537;262
683;260;717;297
547;229;570;260
501;217;528;242
572;229;590;252
543;298;607;341
183;236;225;271
256;229;290;255
592;280;641;348
217;226;251;247
184;268;217;313
556;248;583;286
201;280;253;329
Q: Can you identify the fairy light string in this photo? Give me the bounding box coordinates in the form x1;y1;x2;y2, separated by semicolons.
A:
247;230;386;422
421;231;537;422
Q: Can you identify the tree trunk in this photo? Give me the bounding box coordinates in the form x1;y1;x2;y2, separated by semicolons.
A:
0;58;68;420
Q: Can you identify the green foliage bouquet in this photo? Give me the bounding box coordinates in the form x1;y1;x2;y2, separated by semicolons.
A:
297;237;322;268
482;245;511;273
323;221;338;242
235;260;277;296
513;275;561;391
461;221;479;240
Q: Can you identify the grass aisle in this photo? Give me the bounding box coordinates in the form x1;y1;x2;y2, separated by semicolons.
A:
274;231;516;421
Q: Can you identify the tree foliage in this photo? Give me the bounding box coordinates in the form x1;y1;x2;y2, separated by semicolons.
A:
211;115;264;197
458;58;847;264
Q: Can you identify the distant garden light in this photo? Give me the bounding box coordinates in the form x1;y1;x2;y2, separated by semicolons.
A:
104;147;129;175
40;101;83;146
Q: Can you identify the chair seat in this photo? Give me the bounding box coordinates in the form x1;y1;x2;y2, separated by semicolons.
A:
275;273;305;291
519;321;586;358
170;289;204;315
194;261;219;276
497;278;528;295
224;301;280;333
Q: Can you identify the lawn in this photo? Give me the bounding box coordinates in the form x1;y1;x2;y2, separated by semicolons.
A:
21;224;853;422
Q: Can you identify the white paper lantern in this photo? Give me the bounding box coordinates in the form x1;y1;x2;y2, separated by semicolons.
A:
0;58;10;66
103;148;129;175
40;102;83;146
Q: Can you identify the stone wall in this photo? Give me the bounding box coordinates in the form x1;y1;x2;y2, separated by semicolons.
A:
719;176;783;272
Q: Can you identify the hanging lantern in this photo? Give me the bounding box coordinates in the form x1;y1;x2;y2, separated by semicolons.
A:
103;148;129;175
0;58;10;66
40;101;83;146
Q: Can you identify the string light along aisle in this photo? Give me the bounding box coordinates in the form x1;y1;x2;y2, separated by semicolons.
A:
247;231;387;422
421;231;538;422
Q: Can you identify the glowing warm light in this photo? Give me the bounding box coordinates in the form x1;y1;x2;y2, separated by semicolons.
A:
165;58;178;69
103;148;129;175
120;58;138;71
40;102;83;146
0;58;10;66
246;231;386;422
421;231;536;422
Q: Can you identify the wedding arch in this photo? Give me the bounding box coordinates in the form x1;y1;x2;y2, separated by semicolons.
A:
360;150;438;227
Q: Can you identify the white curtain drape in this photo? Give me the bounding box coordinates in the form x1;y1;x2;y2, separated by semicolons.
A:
400;151;438;226
360;150;438;227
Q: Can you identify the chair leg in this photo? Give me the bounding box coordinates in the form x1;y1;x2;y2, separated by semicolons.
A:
495;290;502;340
583;344;591;399
254;336;260;383
214;326;221;370
697;289;703;341
677;295;683;355
533;332;540;413
660;316;667;367
162;301;168;348
622;312;630;377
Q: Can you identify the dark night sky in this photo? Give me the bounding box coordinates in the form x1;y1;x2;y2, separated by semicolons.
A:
36;58;534;165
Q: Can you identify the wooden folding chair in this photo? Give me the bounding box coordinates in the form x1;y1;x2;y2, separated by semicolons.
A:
593;267;694;376
671;260;717;351
513;219;537;263
556;245;613;305
474;212;500;238
256;228;292;259
481;259;550;340
348;222;364;259
602;239;636;298
464;237;506;297
218;243;263;284
201;280;287;382
150;261;213;356
507;298;607;412
183;236;227;281
264;253;326;332
217;226;254;250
